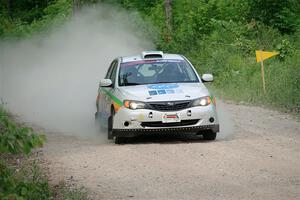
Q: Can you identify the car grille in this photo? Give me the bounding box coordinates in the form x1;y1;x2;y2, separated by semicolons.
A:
141;119;199;128
148;100;191;111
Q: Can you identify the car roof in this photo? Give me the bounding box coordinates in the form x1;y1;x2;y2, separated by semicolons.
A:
121;51;185;63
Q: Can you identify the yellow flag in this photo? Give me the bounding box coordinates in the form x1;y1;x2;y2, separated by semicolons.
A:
256;50;279;62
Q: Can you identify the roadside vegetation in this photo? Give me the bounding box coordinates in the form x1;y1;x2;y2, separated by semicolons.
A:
115;0;300;114
0;107;89;199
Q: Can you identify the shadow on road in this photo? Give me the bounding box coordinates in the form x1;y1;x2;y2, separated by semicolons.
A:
115;133;226;145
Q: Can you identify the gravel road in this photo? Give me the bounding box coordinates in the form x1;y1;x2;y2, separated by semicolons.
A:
43;102;300;200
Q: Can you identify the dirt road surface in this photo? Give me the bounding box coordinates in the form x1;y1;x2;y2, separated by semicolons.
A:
43;102;300;200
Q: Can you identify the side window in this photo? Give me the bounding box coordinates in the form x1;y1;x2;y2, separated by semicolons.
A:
105;61;115;79
110;60;118;85
179;63;198;81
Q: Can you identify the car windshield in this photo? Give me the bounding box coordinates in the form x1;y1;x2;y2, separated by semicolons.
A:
119;59;199;86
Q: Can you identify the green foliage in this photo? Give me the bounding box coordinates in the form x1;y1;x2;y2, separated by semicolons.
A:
0;106;90;199
107;0;161;13
0;0;54;22
0;0;72;38
247;0;300;34
0;160;51;200
0;106;50;199
0;158;90;200
122;0;299;113
276;38;295;60
0;108;45;155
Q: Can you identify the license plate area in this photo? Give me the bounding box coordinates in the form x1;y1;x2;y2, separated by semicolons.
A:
162;113;181;123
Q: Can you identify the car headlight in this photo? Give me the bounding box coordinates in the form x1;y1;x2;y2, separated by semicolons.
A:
124;100;146;109
192;96;211;106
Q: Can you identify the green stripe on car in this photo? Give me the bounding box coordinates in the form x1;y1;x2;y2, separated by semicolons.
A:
101;88;123;106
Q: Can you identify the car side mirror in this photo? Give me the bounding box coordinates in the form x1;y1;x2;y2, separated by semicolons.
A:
201;74;214;82
100;79;113;87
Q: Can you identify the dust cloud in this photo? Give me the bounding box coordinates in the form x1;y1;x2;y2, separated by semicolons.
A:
0;6;153;139
216;100;235;140
0;5;234;141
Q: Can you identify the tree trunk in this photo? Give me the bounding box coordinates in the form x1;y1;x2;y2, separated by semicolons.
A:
6;0;13;20
164;0;172;42
73;0;80;16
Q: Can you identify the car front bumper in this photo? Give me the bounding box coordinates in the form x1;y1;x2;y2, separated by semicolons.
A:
112;104;219;137
113;124;219;137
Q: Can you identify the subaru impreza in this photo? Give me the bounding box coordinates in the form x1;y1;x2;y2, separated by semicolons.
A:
95;51;219;144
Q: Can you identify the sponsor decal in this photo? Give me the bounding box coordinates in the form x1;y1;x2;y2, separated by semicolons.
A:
147;84;179;95
147;83;179;90
166;89;175;94
148;90;158;96
157;90;167;94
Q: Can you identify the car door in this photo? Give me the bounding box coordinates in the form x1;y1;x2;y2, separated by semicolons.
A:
100;59;118;122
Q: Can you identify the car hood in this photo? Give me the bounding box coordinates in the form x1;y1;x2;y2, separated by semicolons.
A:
118;83;210;102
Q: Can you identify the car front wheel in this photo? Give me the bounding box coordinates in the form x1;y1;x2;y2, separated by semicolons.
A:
114;137;127;144
107;109;114;140
202;130;217;140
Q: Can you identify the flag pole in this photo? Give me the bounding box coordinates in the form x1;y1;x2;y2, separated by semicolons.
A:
260;51;266;94
255;50;279;95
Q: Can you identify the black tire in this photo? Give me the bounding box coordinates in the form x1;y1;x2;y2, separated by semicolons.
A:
95;112;101;127
114;137;127;144
95;112;105;132
107;109;114;140
94;112;99;124
202;131;217;141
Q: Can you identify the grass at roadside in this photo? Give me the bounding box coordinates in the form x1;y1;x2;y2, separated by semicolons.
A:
0;106;90;200
200;50;300;118
141;1;300;114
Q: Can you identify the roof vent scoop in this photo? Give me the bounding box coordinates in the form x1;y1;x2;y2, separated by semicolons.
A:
142;51;163;59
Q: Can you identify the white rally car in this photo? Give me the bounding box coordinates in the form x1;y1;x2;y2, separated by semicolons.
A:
95;51;219;144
